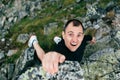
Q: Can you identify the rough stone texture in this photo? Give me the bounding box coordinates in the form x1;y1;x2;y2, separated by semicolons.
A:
10;47;84;80
10;47;120;80
17;34;29;43
83;49;120;80
0;51;5;59
18;61;84;80
12;48;35;80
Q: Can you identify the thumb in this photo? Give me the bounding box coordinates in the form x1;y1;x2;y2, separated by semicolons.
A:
59;54;65;63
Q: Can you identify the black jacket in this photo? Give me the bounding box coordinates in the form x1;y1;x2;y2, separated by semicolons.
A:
54;35;92;62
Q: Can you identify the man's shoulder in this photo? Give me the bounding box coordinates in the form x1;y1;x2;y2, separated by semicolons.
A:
84;35;92;41
57;39;64;45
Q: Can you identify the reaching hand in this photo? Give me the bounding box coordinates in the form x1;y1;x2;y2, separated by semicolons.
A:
90;37;96;44
42;52;65;75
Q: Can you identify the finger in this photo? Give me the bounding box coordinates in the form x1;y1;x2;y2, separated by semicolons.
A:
42;58;48;72
44;53;55;74
42;59;54;74
59;55;65;63
49;61;54;74
42;52;62;74
53;59;59;73
42;55;51;73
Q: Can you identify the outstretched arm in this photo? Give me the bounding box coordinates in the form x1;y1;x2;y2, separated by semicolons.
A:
28;35;45;61
28;35;65;74
33;42;45;61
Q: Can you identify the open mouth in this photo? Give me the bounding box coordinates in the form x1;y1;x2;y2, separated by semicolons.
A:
70;43;77;46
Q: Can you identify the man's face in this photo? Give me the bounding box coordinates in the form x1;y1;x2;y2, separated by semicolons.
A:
62;22;84;52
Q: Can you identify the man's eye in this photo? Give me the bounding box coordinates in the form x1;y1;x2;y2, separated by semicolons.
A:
78;34;81;37
78;34;83;37
69;34;73;36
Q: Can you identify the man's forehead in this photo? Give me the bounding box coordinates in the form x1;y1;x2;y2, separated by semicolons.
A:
66;24;83;31
67;31;83;34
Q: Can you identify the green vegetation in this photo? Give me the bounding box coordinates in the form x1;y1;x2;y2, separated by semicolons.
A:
98;0;110;8
6;50;22;63
85;28;97;37
2;0;15;5
71;1;86;17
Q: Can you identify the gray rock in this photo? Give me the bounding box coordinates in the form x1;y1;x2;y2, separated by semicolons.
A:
95;25;111;40
76;0;81;3
93;24;100;29
6;49;18;57
89;48;115;60
8;64;15;80
0;51;5;59
44;22;58;35
115;31;120;41
18;61;84;80
12;48;35;80
83;49;120;80
0;74;7;80
0;65;7;80
17;34;29;43
0;16;6;27
18;11;28;19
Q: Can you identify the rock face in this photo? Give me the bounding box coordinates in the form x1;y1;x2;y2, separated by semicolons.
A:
83;49;120;80
11;48;84;80
12;48;35;80
18;61;84;80
9;47;120;80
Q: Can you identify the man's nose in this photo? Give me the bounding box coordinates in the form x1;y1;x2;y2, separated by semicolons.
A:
72;36;78;42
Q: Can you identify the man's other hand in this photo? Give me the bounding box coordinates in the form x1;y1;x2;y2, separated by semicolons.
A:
90;37;96;44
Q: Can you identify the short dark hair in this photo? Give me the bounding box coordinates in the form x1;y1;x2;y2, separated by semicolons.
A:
63;19;84;31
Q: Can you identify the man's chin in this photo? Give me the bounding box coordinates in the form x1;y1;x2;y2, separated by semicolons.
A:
70;48;77;52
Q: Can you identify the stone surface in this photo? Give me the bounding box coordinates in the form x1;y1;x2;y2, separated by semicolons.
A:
18;61;84;80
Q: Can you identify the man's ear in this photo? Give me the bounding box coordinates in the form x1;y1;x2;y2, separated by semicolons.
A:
62;31;65;39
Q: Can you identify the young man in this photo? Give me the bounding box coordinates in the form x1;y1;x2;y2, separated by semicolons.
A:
28;19;96;74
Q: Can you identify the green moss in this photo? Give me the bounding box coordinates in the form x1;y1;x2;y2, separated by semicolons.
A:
6;50;22;63
39;27;62;52
72;2;86;16
98;0;112;8
84;28;97;37
63;0;75;6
